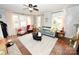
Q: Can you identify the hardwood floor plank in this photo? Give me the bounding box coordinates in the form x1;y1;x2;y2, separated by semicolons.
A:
7;35;32;55
15;39;32;55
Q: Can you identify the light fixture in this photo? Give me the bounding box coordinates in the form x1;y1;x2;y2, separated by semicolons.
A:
29;7;33;12
23;4;39;12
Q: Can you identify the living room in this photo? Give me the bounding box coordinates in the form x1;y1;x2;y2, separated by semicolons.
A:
0;4;79;55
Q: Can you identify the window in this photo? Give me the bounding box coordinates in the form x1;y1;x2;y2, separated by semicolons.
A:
27;16;32;25
18;15;26;27
12;14;20;29
12;14;33;30
51;11;64;32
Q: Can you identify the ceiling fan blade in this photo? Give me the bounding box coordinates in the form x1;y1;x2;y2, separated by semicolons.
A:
33;8;39;11
33;5;37;7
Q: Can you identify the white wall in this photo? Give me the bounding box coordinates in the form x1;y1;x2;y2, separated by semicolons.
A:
64;6;79;38
32;15;43;28
0;9;7;23
42;12;52;27
5;12;17;36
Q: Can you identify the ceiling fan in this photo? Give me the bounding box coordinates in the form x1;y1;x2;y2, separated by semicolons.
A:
23;4;39;12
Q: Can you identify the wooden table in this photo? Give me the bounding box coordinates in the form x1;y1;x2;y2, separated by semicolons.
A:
50;38;78;55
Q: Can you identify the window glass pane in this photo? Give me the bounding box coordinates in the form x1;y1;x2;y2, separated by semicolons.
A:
18;15;26;27
27;16;32;25
12;14;20;29
51;12;64;31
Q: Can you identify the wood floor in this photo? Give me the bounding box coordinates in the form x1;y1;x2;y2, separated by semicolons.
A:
7;35;31;55
6;35;78;55
15;38;31;55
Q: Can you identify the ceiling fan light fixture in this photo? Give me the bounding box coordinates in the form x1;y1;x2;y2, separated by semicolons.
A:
23;4;39;12
29;4;32;7
29;8;33;10
29;8;33;12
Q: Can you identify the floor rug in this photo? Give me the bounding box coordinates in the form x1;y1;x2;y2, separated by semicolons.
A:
18;33;58;55
8;44;22;55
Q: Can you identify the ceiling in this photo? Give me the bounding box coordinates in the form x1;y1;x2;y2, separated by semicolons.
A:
0;4;79;15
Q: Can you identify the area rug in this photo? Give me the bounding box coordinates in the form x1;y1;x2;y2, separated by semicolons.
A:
18;33;58;55
8;44;22;55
